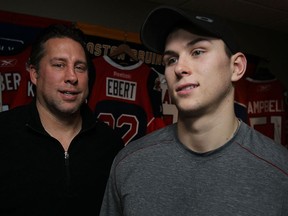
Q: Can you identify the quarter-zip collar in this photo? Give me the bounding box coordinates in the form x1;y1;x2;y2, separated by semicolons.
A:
25;99;98;135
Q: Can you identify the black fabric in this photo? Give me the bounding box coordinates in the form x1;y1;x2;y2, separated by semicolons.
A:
140;6;239;54
0;100;124;215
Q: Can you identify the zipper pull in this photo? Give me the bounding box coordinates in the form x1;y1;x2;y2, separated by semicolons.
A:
64;151;69;166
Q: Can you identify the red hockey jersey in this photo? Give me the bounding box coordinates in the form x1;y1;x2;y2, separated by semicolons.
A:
235;77;288;147
0;47;34;111
156;71;178;125
88;55;165;145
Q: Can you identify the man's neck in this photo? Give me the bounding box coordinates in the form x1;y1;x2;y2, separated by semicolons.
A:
177;112;239;153
37;102;82;151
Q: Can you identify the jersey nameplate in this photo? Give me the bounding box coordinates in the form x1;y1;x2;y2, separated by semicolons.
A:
106;77;137;101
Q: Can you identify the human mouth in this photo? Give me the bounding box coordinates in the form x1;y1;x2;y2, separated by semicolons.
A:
176;83;199;93
60;90;80;100
62;91;77;95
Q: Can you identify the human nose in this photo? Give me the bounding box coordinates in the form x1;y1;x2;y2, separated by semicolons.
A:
64;66;78;85
174;57;191;77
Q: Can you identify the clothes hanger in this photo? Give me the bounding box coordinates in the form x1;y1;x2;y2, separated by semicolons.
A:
109;32;138;62
109;43;138;61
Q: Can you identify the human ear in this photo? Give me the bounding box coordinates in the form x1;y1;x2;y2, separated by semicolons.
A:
231;52;247;82
27;64;38;85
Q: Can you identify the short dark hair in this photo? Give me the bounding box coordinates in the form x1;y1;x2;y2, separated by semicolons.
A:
28;24;89;69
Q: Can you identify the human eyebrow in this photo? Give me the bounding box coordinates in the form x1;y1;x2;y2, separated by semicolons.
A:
186;37;212;47
50;57;66;63
163;50;177;58
75;60;87;65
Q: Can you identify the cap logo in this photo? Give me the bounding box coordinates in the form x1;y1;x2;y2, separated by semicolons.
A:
195;16;214;23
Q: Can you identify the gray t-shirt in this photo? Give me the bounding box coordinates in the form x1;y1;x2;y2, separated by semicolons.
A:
100;122;288;216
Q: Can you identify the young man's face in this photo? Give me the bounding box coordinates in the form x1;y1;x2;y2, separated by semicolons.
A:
162;28;236;118
30;37;89;116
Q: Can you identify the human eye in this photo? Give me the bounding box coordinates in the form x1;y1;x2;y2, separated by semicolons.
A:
163;56;178;67
191;49;205;57
75;63;87;73
52;62;65;69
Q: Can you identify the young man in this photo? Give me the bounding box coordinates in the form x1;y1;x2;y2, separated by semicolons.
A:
0;24;124;215
100;6;288;216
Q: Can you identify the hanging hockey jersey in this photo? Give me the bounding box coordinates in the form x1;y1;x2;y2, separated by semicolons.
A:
0;22;39;111
0;47;34;111
235;77;288;147
156;71;178;125
88;55;165;145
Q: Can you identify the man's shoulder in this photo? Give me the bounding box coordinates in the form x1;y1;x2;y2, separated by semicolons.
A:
132;124;176;147
114;124;176;161
239;122;288;174
134;124;175;143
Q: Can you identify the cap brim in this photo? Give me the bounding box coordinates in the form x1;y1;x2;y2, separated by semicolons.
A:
140;6;238;54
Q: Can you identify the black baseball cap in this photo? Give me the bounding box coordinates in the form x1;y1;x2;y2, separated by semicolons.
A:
140;6;240;54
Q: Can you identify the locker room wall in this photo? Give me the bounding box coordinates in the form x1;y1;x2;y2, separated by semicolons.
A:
1;0;288;89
